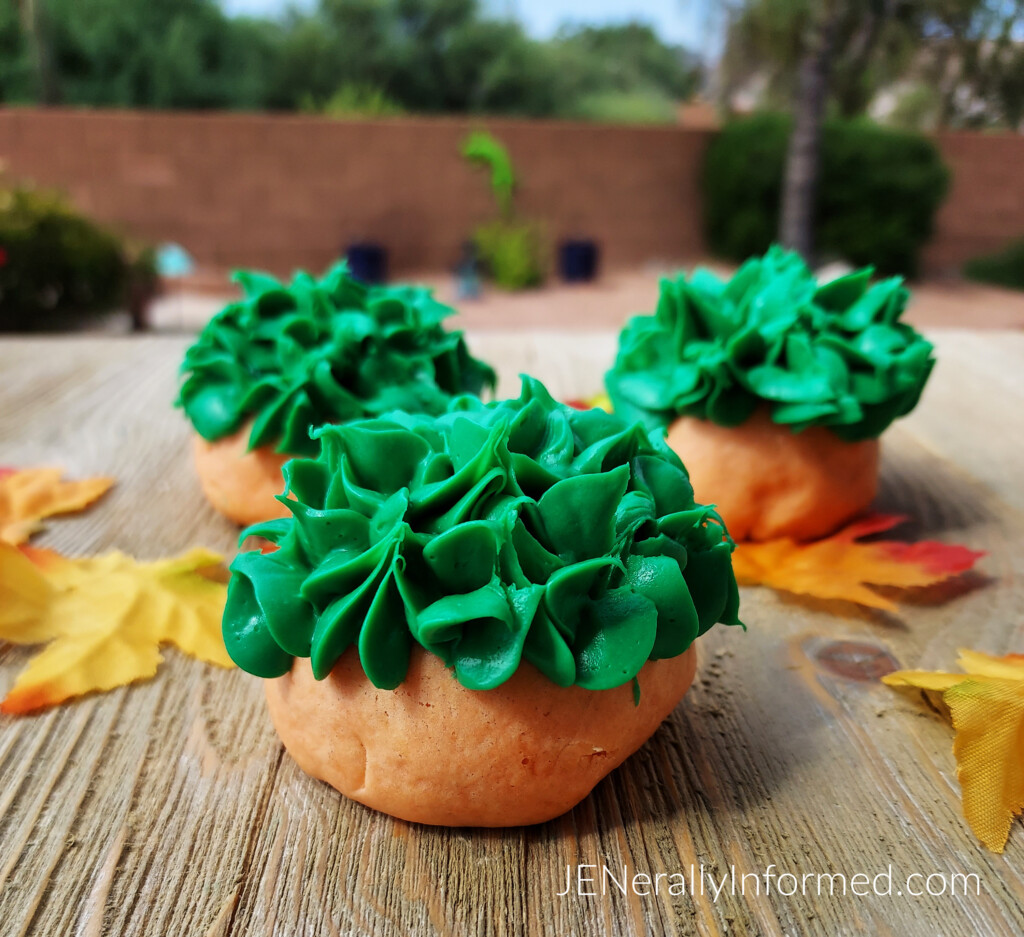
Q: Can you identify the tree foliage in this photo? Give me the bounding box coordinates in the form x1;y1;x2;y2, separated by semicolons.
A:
27;0;279;109
7;0;700;121
720;0;1024;130
0;2;34;103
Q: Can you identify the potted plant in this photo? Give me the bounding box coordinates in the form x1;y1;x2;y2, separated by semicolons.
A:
461;131;545;290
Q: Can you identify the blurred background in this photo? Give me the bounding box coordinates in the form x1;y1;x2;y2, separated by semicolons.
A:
1;0;1024;333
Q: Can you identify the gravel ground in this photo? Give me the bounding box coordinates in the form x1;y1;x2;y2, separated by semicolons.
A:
147;260;1024;334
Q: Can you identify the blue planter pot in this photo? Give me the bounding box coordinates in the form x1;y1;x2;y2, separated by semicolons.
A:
345;242;388;284
558;240;599;283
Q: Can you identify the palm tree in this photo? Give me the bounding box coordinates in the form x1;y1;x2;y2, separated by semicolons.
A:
778;2;841;260
16;0;56;104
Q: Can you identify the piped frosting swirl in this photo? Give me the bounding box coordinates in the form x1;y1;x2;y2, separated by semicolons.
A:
606;246;935;441
222;377;741;691
178;263;496;455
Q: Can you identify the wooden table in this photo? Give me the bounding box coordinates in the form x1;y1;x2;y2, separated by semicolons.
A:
1;330;1022;937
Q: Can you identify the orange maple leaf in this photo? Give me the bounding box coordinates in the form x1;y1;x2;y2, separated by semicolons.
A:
0;466;113;545
731;514;985;610
884;650;1024;852
0;542;233;714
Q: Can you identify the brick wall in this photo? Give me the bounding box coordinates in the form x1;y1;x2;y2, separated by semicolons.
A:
0;109;711;276
924;132;1024;273
0;109;1021;277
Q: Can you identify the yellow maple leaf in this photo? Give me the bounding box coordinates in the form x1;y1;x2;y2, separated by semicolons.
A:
0;543;233;714
732;514;984;611
884;650;1024;852
0;467;113;544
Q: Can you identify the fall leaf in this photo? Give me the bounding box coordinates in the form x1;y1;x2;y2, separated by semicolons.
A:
565;393;612;412
731;514;985;610
0;466;113;545
884;650;1024;852
0;543;233;714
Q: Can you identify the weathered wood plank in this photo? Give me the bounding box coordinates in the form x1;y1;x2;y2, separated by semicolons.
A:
0;336;282;937
1;331;1022;936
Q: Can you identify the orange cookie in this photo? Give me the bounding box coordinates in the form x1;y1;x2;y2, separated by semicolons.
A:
179;265;496;529
666;408;879;542
607;249;935;543
192;424;292;527
225;380;743;827
264;644;697;827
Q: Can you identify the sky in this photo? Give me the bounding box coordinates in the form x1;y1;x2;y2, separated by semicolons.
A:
219;0;723;49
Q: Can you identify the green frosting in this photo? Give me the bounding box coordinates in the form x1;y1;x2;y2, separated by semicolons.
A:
606;246;935;441
222;377;741;692
177;263;496;456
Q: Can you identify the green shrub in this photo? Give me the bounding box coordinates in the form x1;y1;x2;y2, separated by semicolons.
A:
702;113;950;276
0;184;151;331
473;219;545;290
703;113;789;264
301;84;405;118
570;88;678;124
964;237;1024;291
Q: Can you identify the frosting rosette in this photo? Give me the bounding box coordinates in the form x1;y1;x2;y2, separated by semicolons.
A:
606;246;935;441
177;263;496;456
222;377;741;692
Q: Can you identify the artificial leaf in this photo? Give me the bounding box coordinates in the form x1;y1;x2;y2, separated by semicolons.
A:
0;466;113;545
884;650;1024;852
0;543;232;714
732;514;984;610
565;393;612;413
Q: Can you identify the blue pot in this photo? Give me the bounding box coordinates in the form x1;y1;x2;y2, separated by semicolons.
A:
345;242;388;284
558;240;599;283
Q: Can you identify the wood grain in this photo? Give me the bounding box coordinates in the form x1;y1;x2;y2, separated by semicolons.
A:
1;329;1022;936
